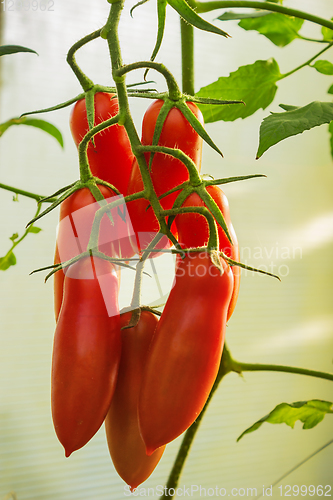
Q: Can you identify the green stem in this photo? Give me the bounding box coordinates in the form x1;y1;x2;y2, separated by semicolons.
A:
104;1;174;242
67;29;101;91
137;144;202;185
0;183;56;203
1;204;41;268
234;361;333;382
280;41;333;80
116;61;181;101
160;344;234;499
180;18;194;95
195;1;333;32
77;115;119;181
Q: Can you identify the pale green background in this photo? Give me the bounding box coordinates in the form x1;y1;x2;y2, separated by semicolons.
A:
0;1;332;499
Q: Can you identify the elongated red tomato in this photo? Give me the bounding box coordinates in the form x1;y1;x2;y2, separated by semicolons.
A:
54;185;134;320
105;311;165;491
70;92;133;195
138;253;233;454
126;99;203;254
51;255;121;457
175;185;240;320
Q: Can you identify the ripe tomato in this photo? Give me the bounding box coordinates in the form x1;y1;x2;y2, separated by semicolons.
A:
105;310;165;491
126;99;203;254
54;185;134;320
70;92;134;195
175;185;240;320
138;253;233;454
51;255;121;457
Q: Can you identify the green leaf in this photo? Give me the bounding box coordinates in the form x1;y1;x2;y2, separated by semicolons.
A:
0;117;63;148
196;59;281;123
327;84;333;95
329;121;333;160
217;11;269;21
257;101;333;158
238;13;303;47
322;20;333;41
0;45;38;57
9;233;19;242
312;60;333;76
167;0;229;38
0;252;17;271
237;400;333;441
29;226;42;234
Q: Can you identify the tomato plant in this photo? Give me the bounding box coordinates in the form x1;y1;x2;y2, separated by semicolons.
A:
51;255;121;457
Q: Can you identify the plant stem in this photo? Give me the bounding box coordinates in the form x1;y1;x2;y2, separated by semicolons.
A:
234;361;333;382
104;1;176;242
280;41;333;80
67;29;101;91
180;18;195;95
195;1;333;32
1;204;41;268
160;344;234;499
116;61;181;101
0;183;56;203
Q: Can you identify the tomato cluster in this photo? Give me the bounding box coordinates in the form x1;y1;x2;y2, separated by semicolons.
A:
51;93;239;489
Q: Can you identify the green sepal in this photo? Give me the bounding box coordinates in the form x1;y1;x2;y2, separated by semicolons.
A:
144;0;167;80
148;99;173;169
178;100;223;157
26;184;82;227
38;182;77;203
186;95;244;106
20;93;85;118
221;252;281;281
0;45;38;56
84;90;96;148
206;174;266;186
167;0;230;38
199;187;231;244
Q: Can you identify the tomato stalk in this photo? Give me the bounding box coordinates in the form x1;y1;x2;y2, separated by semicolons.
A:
66;29;101;91
103;0;182;247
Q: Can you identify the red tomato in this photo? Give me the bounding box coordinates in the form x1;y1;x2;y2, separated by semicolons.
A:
138;253;233;454
105;311;165;491
126;99;203;254
54;185;134;320
175;185;240;320
51;255;121;457
70;92;133;195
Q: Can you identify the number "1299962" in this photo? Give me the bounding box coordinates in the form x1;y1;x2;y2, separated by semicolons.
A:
1;0;54;11
278;485;331;496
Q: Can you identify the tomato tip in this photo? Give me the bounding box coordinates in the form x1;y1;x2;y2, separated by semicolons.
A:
145;446;155;456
